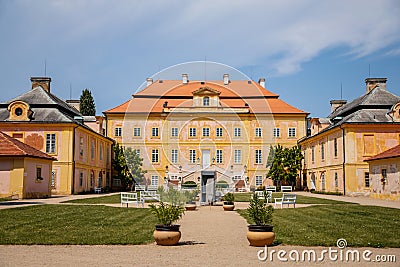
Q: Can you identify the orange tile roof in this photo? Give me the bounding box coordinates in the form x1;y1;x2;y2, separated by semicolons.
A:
104;79;307;115
0;132;56;160
365;145;400;161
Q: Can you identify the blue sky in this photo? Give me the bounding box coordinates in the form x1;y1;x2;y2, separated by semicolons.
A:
0;0;399;117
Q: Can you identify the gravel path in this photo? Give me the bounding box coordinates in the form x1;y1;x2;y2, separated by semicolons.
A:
0;193;399;266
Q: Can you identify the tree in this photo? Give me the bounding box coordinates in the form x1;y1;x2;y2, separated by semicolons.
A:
79;89;96;116
124;147;146;186
267;145;303;187
111;144;146;190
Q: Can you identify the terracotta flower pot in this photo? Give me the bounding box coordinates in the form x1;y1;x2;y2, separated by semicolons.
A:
185;203;197;211
247;225;275;247
223;201;235;211
153;224;181;246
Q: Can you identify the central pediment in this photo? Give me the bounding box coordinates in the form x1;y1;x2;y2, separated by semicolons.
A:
192;86;221;96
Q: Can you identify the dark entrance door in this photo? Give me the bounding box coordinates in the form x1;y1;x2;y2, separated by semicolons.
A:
201;171;215;203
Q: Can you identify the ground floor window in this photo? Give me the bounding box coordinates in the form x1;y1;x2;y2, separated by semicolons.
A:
321;173;325;190
151;175;159;186
255;175;263;186
334;172;338;188
79;172;83;187
365;172;370;187
51;171;56;188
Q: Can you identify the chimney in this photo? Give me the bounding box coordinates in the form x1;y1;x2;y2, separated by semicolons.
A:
365;78;387;93
146;78;153;87
330;100;347;113
223;74;229;85
66;100;80;111
182;74;188;84
258;78;266;88
31;77;51;92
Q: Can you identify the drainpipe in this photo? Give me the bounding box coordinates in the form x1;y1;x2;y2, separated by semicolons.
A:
340;125;346;195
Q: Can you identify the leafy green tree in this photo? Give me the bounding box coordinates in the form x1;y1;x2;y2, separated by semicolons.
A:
79;88;96;116
124;147;146;186
267;145;303;187
111;144;146;190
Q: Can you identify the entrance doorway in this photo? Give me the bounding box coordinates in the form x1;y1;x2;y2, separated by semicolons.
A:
200;171;215;203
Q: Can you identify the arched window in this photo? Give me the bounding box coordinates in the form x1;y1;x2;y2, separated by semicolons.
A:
203;96;210;106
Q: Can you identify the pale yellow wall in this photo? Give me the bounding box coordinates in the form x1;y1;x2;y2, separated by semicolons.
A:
368;158;400;201
106;111;307;189
301;124;400;196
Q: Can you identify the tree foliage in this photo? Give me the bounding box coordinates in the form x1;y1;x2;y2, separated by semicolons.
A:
112;144;146;190
79;88;96;116
267;145;303;186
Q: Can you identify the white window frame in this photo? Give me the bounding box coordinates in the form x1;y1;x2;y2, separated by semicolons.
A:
203;96;210;106
255;175;263;186
216;127;223;137
151;175;159;186
133;127;141;137
202;128;210;137
115;127;122;137
46;133;56;154
288;127;296;137
189;127;196;137
255;149;262;164
171;127;179;137
216;149;223;164
152;127;159;137
152;149;159;163
189;150;197;164
171;149;178;164
234;127;241;137
234;149;241;164
273;128;280;138
255;128;262;138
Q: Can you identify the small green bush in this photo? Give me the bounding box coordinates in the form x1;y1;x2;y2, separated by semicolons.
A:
149;202;185;226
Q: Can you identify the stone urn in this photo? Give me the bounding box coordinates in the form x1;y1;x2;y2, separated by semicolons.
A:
246;224;275;247
153;224;181;246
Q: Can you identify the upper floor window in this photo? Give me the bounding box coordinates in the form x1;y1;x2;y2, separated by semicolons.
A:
334;138;338;157
79;137;84;156
234;149;242;164
133;127;141;137
234;127;241;137
216;127;223;137
255;149;262;164
273;128;280;138
202;128;210;137
189;127;197;137
216;149;223;164
203;96;210;106
171;127;178;137
255;128;262;138
321;142;325;160
115;127;122;137
46;133;56;154
91;140;95;159
152;149;159;163
311;146;315;162
99;143;103;160
288;127;296;137
152;127;159;137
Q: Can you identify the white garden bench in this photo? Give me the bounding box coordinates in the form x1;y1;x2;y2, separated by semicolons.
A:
121;192;142;208
94;187;102;194
140;190;160;203
266;186;277;192
274;193;296;208
254;190;272;203
281;186;292;192
147;185;158;191
135;185;146;191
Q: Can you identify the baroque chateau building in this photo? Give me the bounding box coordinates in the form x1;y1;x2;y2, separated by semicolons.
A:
104;74;308;201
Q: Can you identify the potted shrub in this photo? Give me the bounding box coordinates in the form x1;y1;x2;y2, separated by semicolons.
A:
184;189;199;211
222;192;235;211
149;201;185;246
246;191;275;246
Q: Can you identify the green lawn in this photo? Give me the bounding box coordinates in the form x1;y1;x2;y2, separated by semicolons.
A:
0;205;156;245
238;204;400;248
233;192;353;205
62;194;121;204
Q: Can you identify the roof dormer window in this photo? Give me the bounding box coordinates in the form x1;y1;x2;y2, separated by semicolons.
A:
7;101;32;121
203;96;210;106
